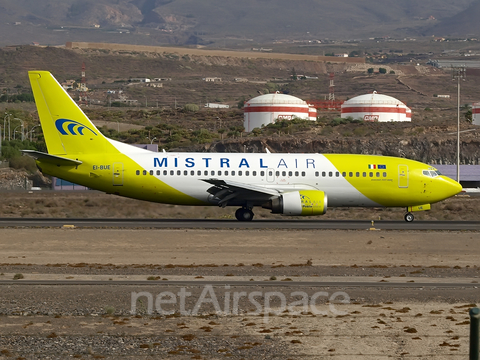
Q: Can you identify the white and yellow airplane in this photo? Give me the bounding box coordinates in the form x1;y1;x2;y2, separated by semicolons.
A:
23;71;462;222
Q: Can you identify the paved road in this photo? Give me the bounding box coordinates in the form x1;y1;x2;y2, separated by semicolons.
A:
1;218;480;230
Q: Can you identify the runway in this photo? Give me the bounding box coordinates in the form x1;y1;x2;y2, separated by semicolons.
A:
1;217;480;230
0;279;477;288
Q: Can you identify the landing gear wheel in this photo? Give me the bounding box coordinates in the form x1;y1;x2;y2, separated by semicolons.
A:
235;208;254;221
404;212;414;222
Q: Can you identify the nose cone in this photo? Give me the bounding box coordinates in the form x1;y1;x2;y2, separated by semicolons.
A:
437;176;462;200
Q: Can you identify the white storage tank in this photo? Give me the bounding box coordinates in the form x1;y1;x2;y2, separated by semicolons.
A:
244;92;316;132
308;105;317;121
341;91;411;122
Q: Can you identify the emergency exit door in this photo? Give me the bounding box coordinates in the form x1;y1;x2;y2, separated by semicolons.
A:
113;162;124;186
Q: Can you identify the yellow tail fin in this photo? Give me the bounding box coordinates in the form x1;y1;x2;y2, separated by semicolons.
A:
29;71;110;156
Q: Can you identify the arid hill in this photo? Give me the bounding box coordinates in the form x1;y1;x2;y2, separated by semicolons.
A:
0;0;476;46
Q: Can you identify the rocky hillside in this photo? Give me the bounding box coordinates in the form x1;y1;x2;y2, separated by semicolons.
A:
0;168;32;190
200;122;480;166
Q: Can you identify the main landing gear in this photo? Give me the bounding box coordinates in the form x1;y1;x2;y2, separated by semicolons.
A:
235;207;254;221
404;212;414;222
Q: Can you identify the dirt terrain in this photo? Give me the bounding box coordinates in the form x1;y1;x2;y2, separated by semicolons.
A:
0;227;479;359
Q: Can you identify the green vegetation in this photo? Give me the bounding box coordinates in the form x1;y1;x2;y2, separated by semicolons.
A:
330;117;362;126
465;109;472;123
237;96;247;109
252;118;318;136
110;101;131;107
321;126;334;135
1;139;46;172
184;104;200;112
104;306;115;315
0;109;46;172
0;92;34;103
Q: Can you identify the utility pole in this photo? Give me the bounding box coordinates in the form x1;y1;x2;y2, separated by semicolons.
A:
452;66;466;182
79;62;87;106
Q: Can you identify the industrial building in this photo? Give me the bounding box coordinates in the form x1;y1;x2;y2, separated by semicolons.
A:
243;92;317;132
341;92;411;122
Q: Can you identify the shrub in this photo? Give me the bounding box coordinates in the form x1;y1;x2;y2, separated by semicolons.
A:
184;104;199;112
9;155;37;173
353;127;366;136
104;306;115;315
110;102;130;107
321;126;334;135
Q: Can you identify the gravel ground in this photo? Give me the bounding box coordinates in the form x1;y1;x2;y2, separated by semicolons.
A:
0;285;477;359
0;228;479;359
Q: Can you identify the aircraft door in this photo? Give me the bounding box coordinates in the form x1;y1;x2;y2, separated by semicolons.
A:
113;162;124;186
398;165;408;188
266;168;275;183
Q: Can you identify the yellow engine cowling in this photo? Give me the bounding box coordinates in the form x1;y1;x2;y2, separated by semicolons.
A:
265;190;328;216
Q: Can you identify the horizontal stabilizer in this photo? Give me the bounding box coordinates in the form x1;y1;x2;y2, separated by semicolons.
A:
22;150;82;166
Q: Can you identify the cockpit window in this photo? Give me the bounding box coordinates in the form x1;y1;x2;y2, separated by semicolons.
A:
423;170;441;178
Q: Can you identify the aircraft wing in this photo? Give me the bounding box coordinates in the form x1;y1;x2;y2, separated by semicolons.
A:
22;150;82;166
202;179;279;206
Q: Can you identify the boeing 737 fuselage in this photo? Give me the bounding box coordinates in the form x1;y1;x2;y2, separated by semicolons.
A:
23;71;462;221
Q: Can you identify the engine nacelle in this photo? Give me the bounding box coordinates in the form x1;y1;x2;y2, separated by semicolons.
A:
264;190;328;216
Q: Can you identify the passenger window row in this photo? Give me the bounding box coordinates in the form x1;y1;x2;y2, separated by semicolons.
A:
135;170;388;178
316;171;388;178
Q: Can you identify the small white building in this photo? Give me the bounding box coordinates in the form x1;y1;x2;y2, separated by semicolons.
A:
341;92;411;122
205;103;229;108
130;78;151;83
244;92;317;132
61;80;76;90
204;77;222;82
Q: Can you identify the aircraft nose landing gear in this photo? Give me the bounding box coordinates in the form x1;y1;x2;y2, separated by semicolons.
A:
404;212;414;222
235;207;254;221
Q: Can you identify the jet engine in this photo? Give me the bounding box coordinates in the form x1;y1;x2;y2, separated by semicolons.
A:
263;190;327;216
